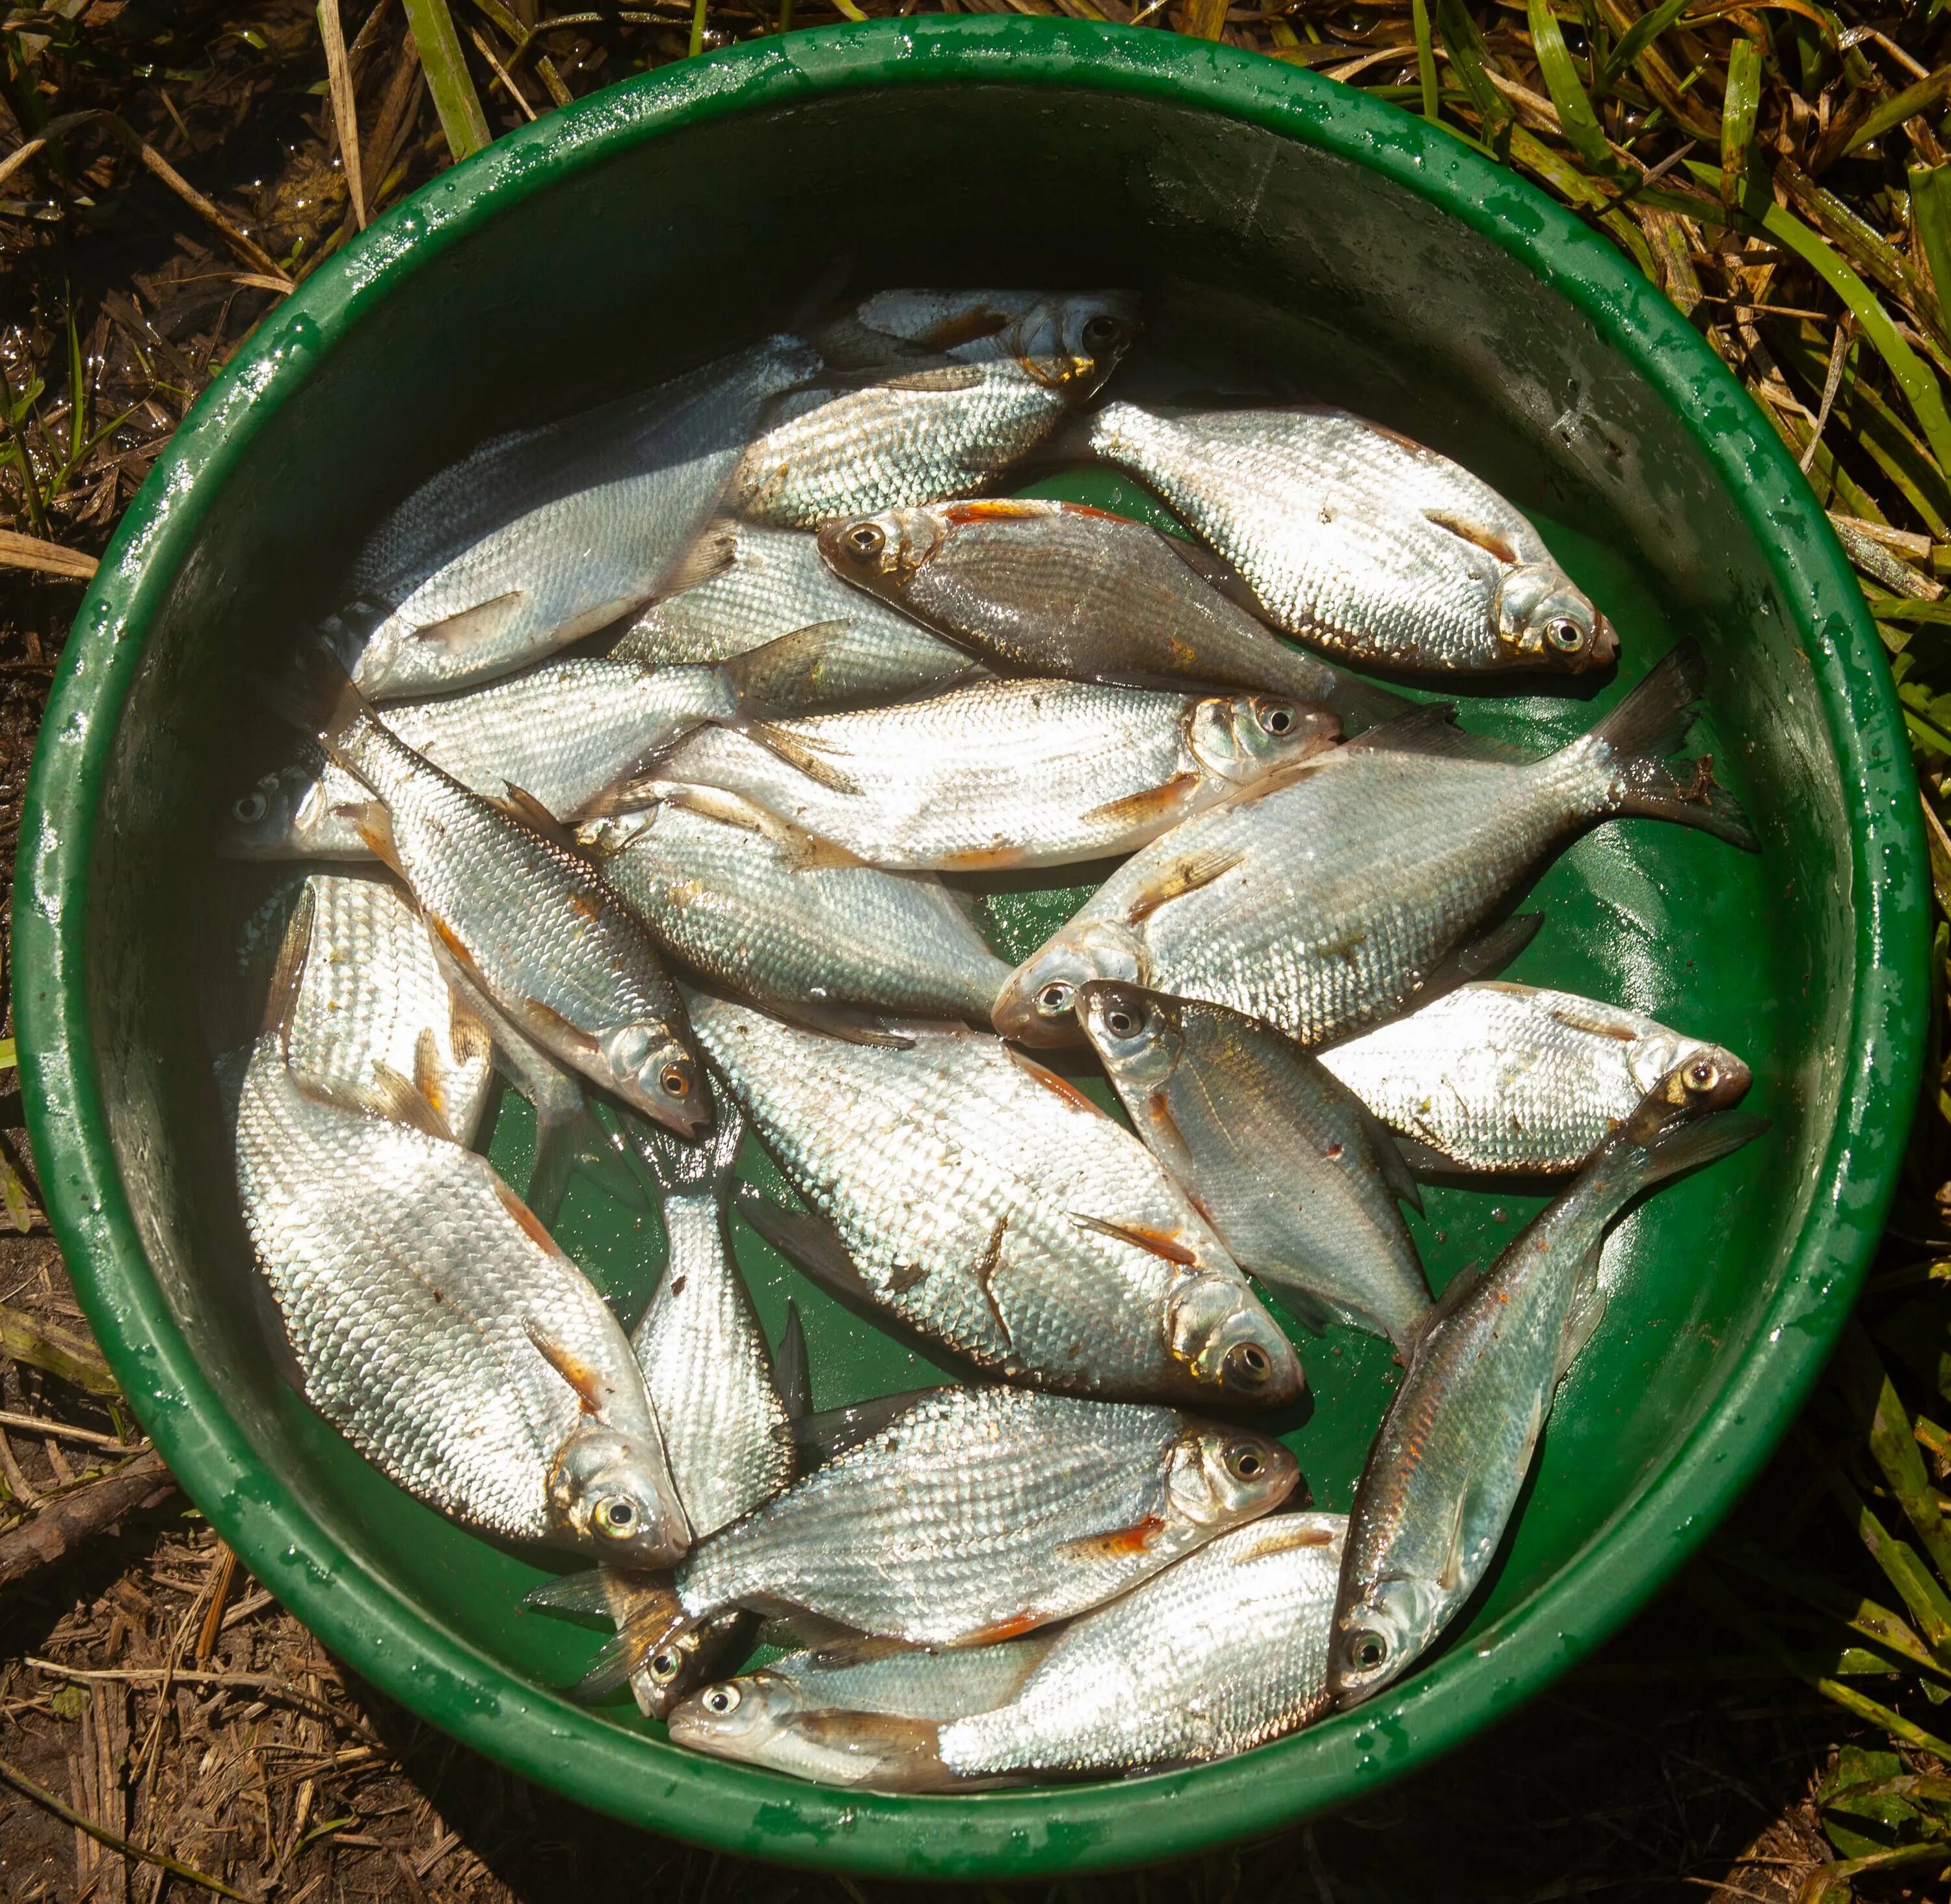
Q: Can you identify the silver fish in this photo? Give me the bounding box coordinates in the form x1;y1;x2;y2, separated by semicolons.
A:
730;293;1139;530
996;645;1755;1047
816;497;1400;733
1330;1057;1762;1708
578;783;1013;1027
222;659;737;859
711;1634;1055;1724
1078;984;1430;1351
653;675;1333;872
298;673;704;1133
1084;401;1615;675
672;1513;1345;1788
1320;981;1732;1173
689;995;1302;1406
231;904;690;1562
610;520;983;712
343;337;821;699
583;1384;1296;1702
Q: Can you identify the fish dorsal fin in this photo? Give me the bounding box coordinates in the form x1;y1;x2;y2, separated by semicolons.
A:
523;1317;614;1421
1124;847;1245;926
655;519;739;598
409;589;525;653
736;719;865;798
648;781;867;869
774;1298;812;1422
792;1388;946;1464
262;881;317;1054
714;620;860;716
493;783;580;856
1070;1212;1201;1267
1346;703;1530;764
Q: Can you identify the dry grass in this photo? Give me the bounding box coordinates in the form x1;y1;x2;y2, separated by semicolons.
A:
5;1;1951;1898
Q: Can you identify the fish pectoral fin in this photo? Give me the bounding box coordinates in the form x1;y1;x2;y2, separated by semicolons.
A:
345;801;408;882
772;1003;916;1049
1437;1488;1473;1595
1078;772;1202;832
877;362;987;393
1124;847;1245;926
734;719;865;797
1422;509;1518;568
1265;1281;1334;1338
1055;1516;1167;1564
653;518;739;597
364;1060;457;1144
1005;1045;1102;1116
492;783;581;856
522;1315;615;1420
733;1183;877;1301
409;589;525;652
572;1592;695;1704
630;780;868;871
1069;1211;1201;1268
1556;1259;1608;1385
494;1174;577;1261
519;994;605;1058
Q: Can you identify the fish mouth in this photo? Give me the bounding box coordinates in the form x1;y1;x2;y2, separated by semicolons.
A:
1585;612;1620;669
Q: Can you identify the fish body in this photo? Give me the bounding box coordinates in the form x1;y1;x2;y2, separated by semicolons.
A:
308;687;704;1133
607;1386;1297;1691
1329;1057;1762;1707
736;1635;1055;1723
342;338;821;699
1320;981;1730;1172
995;647;1755;1047
672;1514;1345;1788
611;520;982;712
731;293;1139;529
1084;402;1614;675
654;675;1333;872
233;1021;689;1563
224;660;736;859
1079;985;1429;1350
579;784;1013;1026
689;995;1301;1405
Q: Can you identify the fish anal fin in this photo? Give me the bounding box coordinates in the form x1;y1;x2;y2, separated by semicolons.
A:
1416;912;1543;1008
410;590;524;653
1079;771;1201;832
1124;848;1244;926
1070;1211;1201;1268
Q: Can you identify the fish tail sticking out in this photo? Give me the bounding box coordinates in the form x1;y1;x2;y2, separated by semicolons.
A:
1582;642;1758;849
710;621;858;720
257;637;378;771
624;1076;746;1196
569;1579;697;1704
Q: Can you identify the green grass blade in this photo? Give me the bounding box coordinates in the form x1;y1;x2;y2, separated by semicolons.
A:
1597;0;1692;92
1719;36;1762;208
1435;0;1517;149
1839;1322;1951;1587
1528;0;1617;171
1412;0;1441;122
1718;1538;1951;1682
1842;65;1951;165
1913;163;1951;341
401;0;491;163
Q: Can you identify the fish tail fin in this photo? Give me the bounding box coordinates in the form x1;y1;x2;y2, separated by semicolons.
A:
527;1096;652;1223
258;636;375;762
621;1084;743;1195
571;1583;695;1706
1582;643;1757;850
1632;1108;1769;1189
713;620;856;718
766;1710;957;1792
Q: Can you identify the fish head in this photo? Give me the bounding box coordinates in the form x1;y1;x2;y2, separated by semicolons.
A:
992;919;1145;1045
218;764;325;857
1166;1422;1299;1529
1625;1029;1731;1100
1076;982;1182;1092
1012;292;1143;396
667;1672;799;1762
1165;1272;1306;1406
1496;565;1617;673
600;1024;708;1136
1624;1045;1754;1144
670;1676;948;1788
1329;1573;1444;1706
816;506;944;600
547;1424;691;1567
1188;693;1338;786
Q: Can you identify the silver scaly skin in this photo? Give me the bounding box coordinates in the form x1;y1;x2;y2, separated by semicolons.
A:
611;1386;1295;1691
1319;980;1731;1173
343;338;823;699
610;520;982;712
726;1635;1055;1723
316;695;704;1134
1079;985;1430;1352
996;646;1755;1049
653;675;1333;872
730;293;1140;530
579;784;1013;1026
1085;402;1614;676
222;660;736;860
1329;1057;1762;1709
689;995;1302;1406
232;1034;689;1564
671;1514;1345;1790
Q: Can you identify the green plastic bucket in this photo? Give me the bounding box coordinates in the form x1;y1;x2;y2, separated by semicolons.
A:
16;18;1927;1878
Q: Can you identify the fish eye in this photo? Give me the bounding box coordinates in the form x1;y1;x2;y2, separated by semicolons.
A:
649;1648;685;1683
1544;616;1586;654
232;792;269;824
594;1495;637;1538
1224;1342;1273;1388
1035;981;1075;1017
1081;314;1122;351
1684;1057;1721;1093
702;1683;741;1717
1104;1006;1139;1038
1223;1440;1266;1481
1258;702;1297;736
1347;1628;1390;1671
843;522;885;561
660;1064;691;1099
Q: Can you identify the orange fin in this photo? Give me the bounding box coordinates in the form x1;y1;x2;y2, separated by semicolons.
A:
1079;771;1201;833
523;1315;613;1418
362;1060;456;1143
1005;1047;1101;1116
1056;1514;1167;1563
961;1611;1046;1646
1070;1212;1201;1267
1124;848;1243;926
1423;511;1517;567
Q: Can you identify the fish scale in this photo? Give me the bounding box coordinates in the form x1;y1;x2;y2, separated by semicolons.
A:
689;995;1300;1404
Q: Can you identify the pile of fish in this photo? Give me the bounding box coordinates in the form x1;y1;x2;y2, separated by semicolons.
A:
217;288;1766;1790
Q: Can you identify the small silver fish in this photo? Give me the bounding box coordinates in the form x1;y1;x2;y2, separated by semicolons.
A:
730;293;1139;530
689;995;1302;1406
611;520;983;712
578;783;1013;1028
1078;984;1430;1351
672;1514;1346;1788
582;1384;1295;1702
1329;1058;1762;1709
654;675;1333;872
344;337;821;699
712;1633;1056;1723
996;645;1755;1047
231;902;690;1563
1320;981;1734;1173
1085;402;1615;675
222;658;737;859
